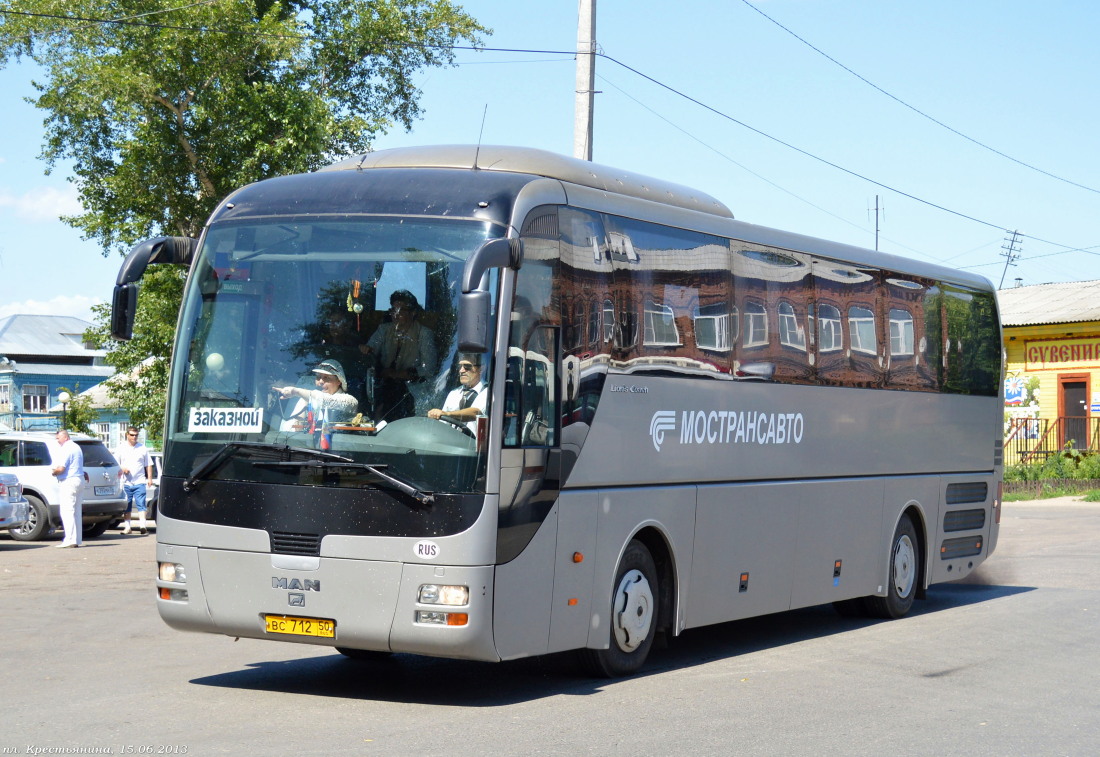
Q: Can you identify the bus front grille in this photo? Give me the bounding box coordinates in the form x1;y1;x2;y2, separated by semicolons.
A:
271;531;321;556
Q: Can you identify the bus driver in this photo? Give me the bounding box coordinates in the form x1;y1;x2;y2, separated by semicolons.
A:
427;353;487;435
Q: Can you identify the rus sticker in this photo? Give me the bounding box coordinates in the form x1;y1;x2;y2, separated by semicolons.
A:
189;407;264;433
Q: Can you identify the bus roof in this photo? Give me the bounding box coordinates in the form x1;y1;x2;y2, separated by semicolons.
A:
325;145;734;220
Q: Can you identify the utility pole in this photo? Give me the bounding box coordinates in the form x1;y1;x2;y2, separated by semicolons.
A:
868;195;884;251
999;230;1022;289
574;0;596;161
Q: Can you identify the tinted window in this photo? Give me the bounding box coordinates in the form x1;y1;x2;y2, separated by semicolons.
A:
78;441;117;467
0;440;17;467
23;442;50;466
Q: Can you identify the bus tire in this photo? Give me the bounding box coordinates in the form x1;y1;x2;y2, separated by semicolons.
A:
579;539;658;678
865;513;920;619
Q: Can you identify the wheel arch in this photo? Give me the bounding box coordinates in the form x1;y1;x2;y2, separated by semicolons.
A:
629;524;678;638
895;501;929;600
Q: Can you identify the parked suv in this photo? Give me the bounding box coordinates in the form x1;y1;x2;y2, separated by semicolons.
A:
0;432;127;541
0;471;30;532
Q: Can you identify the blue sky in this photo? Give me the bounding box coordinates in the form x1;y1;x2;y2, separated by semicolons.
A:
2;0;1098;323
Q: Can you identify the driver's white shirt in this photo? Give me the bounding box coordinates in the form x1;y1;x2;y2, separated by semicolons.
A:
440;380;487;434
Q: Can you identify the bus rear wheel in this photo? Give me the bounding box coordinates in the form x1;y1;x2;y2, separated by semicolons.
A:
579;539;658;678
865;514;920;619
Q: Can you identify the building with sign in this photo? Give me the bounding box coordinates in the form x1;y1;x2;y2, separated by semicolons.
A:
1000;280;1100;464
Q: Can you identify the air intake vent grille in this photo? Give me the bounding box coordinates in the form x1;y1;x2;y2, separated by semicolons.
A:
944;509;986;532
946;482;988;505
520;212;559;239
271;531;321;556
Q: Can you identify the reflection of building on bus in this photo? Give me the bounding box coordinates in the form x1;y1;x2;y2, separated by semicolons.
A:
553;207;999;404
112;145;1002;679
1000;280;1100;464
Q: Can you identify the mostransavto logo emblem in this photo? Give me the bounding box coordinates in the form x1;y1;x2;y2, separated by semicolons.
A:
649;410;677;452
649;409;806;452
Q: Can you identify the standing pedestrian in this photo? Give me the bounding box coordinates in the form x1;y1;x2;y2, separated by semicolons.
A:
114;427;153;535
51;429;84;548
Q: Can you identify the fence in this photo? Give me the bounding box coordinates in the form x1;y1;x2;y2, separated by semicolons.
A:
1004;416;1100;465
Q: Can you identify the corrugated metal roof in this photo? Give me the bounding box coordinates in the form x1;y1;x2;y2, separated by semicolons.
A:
3;363;115;379
0;314;105;358
997;280;1100;327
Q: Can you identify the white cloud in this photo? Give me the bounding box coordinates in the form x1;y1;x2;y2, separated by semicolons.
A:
0;294;103;323
0;184;83;221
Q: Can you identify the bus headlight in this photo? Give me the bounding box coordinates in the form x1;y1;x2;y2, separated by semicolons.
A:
159;562;187;582
418;584;468;606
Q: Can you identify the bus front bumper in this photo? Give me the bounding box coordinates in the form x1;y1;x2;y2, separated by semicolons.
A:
155;542;499;662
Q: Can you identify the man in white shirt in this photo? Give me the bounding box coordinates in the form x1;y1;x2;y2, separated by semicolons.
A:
114;427;153;535
51;429;84;548
428;353;487;435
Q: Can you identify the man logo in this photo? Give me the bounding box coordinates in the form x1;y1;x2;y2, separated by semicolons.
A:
649;410;677;452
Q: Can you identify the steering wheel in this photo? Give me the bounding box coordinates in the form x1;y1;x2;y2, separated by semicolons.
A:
437;415;476;438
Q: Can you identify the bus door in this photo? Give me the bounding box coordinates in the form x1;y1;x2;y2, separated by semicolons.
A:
498;322;561;561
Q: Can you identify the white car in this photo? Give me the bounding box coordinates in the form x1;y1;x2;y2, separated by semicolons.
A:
0;471;30;532
0;431;127;541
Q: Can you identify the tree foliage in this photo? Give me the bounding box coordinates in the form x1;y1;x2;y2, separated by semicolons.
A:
0;0;487;438
85;265;186;441
1;0;487;249
56;384;98;434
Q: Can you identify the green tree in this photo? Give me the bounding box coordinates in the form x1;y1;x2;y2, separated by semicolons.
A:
56;384;98;434
1;0;486;436
86;265;185;441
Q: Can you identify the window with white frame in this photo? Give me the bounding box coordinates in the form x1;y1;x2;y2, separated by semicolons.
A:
693;303;732;352
743;301;768;348
602;299;615;343
849;306;877;355
643;298;679;346
889;308;915;356
778;302;806;351
0;383;10;406
23;385;49;413
816;303;843;353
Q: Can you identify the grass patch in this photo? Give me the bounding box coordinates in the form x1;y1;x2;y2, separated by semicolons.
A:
1005;487;1100;502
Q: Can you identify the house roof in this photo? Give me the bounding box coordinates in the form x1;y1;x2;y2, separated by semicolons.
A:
0;314;105;359
997;280;1100;327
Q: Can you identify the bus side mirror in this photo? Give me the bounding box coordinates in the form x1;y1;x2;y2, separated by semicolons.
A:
457;237;523;353
458;290;493;353
110;236;198;341
110;283;140;341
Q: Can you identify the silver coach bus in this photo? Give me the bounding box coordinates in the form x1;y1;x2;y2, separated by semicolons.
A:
112;146;1003;677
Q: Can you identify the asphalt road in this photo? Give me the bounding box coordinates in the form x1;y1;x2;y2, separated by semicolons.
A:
2;498;1097;756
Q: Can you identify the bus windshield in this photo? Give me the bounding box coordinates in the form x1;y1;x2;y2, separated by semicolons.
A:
166;216;501;495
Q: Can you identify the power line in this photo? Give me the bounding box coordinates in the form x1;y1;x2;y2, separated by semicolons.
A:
3;7;1098;260
736;0;1100;197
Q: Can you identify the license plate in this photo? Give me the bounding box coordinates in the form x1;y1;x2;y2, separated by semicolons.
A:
94;486;114;496
264;614;336;638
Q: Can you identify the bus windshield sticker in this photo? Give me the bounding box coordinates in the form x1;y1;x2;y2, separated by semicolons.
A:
188;407;264;433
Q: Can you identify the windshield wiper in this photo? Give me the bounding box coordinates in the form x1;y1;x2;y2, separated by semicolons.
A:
252;460;434;507
182;441;351;492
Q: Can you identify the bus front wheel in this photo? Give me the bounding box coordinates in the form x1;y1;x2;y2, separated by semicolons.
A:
866;513;920;619
580;539;658;678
